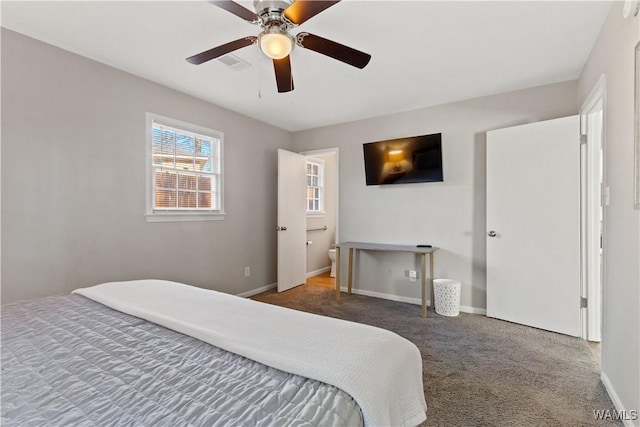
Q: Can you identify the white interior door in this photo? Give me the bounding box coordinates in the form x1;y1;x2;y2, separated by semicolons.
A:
486;116;581;337
277;149;307;292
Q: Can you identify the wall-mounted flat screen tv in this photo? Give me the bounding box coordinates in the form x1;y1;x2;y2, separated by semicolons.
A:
363;133;443;185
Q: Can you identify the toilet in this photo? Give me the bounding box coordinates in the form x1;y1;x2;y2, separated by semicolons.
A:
328;248;336;277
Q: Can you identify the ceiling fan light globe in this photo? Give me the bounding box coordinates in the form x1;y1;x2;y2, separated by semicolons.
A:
260;32;293;60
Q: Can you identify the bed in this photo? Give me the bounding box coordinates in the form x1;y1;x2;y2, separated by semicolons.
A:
1;280;428;426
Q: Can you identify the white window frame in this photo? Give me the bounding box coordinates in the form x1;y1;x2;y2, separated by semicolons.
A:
145;113;225;222
306;158;325;216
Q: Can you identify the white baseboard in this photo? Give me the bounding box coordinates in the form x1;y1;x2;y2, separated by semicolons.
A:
236;281;487;315
340;287;486;315
600;371;639;427
240;267;330;298
460;305;487;315
236;283;276;298
342;287;426;306
306;266;331;278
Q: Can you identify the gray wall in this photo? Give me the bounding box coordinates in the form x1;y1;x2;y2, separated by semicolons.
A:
1;29;293;303
292;81;578;311
577;2;640;417
305;152;337;273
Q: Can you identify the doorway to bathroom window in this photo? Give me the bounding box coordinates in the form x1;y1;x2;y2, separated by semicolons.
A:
306;158;324;215
300;149;339;282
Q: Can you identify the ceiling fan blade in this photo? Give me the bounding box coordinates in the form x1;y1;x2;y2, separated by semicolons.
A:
210;1;259;23
273;56;294;93
186;36;257;65
284;1;340;25
296;32;371;69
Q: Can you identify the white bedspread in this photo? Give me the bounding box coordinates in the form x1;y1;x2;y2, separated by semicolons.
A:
74;280;427;426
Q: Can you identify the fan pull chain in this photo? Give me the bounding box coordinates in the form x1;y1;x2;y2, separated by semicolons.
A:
256;44;262;99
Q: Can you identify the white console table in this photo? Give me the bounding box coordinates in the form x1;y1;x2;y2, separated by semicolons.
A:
335;242;439;318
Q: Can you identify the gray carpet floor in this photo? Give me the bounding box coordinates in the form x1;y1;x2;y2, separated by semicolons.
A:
252;284;621;427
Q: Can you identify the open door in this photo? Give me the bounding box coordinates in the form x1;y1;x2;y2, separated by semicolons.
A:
486;116;581;337
580;78;605;342
277;149;307;292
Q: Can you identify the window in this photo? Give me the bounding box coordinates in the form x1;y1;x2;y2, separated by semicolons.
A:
146;113;224;222
306;158;324;214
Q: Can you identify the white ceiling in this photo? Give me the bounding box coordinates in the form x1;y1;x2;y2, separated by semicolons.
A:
1;1;612;132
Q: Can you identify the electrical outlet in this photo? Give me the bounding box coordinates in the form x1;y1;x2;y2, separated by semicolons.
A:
244;267;250;277
409;270;417;282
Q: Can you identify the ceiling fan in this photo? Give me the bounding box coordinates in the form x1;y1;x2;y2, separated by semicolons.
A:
186;0;372;93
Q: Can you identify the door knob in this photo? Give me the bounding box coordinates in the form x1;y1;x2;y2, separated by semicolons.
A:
276;226;288;231
488;230;497;237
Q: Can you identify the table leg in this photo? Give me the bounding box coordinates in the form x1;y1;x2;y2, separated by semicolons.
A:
335;247;341;302
421;253;427;318
347;248;354;295
430;252;435;309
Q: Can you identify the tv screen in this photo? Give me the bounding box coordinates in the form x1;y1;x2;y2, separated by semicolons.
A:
363;133;443;185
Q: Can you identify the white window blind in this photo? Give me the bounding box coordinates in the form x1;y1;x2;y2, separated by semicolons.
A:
146;113;224;222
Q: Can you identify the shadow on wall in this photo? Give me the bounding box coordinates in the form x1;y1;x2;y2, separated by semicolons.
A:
472;132;488;309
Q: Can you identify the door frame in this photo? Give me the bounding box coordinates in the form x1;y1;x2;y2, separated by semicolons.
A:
579;74;606;343
299;147;340;248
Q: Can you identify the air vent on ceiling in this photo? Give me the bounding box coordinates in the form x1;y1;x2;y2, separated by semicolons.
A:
217;54;252;71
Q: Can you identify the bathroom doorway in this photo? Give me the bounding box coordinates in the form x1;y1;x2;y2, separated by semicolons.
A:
301;148;339;287
305;272;335;289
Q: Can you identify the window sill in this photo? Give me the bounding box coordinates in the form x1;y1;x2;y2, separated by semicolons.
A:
146;211;226;223
306;212;326;218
